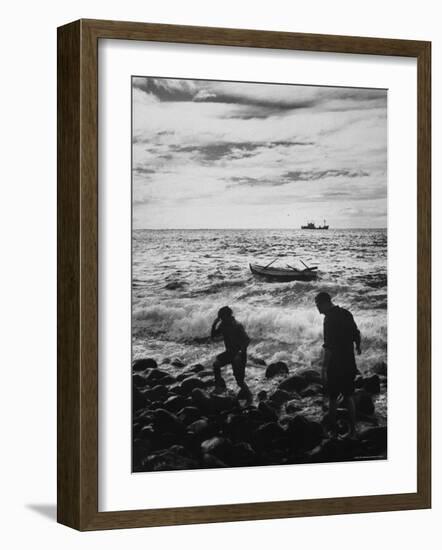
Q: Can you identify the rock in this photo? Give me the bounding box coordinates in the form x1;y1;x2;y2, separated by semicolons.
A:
278;375;308;393
372;361;387;376
133;358;158;372
252;422;286;451
285;414;324;451
191;388;237;415
201;437;234;463
163;395;190;413
191;364;205;373
160;374;177;386
145;369;169;384
142;445;198;471
231;442;256;466
354;389;375;416
171;358;185;368
257;401;278;423
145;384;168;402
265;361;289;378
257;390;267;402
297;368;321;384
359;426;387;455
177;406;203;425
180;376;207;394
176;373;189;382
187;418;218;441
285;399;302;414
252;357;266;366
308;437;361;463
269;389;292;407
202;453;227;468
151;409;185;436
223;413;251;443
363;374;381;394
299;384;322;398
132;373;148;388
162;357;171;364
133;388;146;411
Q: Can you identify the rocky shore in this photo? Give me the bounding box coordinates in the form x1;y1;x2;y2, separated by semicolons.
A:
133;357;387;472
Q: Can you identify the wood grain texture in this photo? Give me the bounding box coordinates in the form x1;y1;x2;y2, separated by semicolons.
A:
57;19;431;531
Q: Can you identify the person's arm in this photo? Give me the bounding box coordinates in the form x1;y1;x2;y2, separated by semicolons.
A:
350;313;361;355
237;323;250;353
211;317;222;339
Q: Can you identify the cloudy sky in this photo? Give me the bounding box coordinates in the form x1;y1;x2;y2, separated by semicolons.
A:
132;77;387;229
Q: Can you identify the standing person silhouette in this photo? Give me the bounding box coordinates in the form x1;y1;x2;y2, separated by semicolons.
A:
211;306;252;404
315;292;361;438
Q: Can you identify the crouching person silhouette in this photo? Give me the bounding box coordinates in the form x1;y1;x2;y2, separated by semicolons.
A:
211;306;252;404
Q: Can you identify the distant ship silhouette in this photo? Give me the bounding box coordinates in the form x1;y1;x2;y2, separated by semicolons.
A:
301;220;329;230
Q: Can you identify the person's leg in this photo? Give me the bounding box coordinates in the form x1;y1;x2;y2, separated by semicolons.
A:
213;354;228;393
232;352;252;404
343;394;357;438
328;396;338;438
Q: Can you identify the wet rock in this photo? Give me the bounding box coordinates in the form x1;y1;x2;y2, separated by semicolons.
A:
180;376;207;394
308;436;362;463
133;388;147;411
145;384;169;402
231;442;256;466
299;383;322;398
177;406;203;426
187;418;218;441
269;389;292;407
202;453;227;468
285;399;302;414
372;361;387;376
191;388;237;415
201;436;234;463
285;414;324;451
362;374;381;394
278;374;308;393
171;358;185;368
354;389;375;416
151;409;185;436
163;395;191;413
142;445;199;471
257;401;278;423
223;413;252;443
297;368;321;384
191;363;205;373
265;361;289;378
132;373;148;388
252;422;286;451
146;369;170;384
359;426;387;455
176;373;189;382
133;358;158;372
252;357;266;366
257;390;267;402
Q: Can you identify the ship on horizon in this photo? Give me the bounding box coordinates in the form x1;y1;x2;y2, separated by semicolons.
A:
301;219;329;230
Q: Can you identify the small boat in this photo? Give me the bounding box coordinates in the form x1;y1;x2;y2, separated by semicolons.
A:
249;263;318;282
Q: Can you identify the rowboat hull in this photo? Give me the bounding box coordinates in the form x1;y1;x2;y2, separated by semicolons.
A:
249;263;318;282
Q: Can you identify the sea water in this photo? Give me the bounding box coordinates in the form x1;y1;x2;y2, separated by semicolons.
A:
132;228;387;376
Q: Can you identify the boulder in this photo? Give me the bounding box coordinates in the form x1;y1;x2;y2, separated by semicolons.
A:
359;426;387;455
285;414;324;451
133;358;158;372
187;418;218;441
202;453;227;468
142;445;198;471
257;401;278;423
163;395;191;413
257;390;267;402
145;384;169;402
363;374;381;394
171;358;185;368
372;361;387;376
231;442;256;466
297;368;321;384
252;422;286;451
201;436;234;463
145;369;169;384
133;388;146;411
354;389;375;416
151;408;185;436
265;361;289;378
177;406;203;426
180;376;207;394
191;363;205;373
278;374;308;393
299;384;322;398
285;399;302;414
269;389;292;407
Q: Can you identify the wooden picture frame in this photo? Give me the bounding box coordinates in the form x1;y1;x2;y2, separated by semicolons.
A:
57;18;431;531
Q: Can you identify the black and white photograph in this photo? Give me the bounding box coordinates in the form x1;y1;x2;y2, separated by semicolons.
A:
131;76;388;473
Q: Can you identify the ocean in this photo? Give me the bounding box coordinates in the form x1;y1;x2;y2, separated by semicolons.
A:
133;228;387;382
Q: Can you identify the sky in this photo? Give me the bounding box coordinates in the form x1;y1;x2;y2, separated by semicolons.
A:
132;77;387;229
